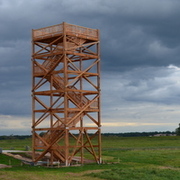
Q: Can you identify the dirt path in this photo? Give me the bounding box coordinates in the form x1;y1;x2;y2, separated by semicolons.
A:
0;164;11;169
3;152;32;163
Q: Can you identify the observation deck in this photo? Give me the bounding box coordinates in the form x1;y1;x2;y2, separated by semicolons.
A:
32;22;99;42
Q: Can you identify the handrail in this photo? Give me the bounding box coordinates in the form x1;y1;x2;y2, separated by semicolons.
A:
32;23;98;39
33;24;63;39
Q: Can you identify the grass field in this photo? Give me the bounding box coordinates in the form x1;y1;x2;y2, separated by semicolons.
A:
0;136;180;180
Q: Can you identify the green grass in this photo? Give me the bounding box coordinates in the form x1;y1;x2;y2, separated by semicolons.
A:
88;167;180;180
102;136;180;149
0;138;31;150
0;136;180;180
90;136;180;180
0;154;22;166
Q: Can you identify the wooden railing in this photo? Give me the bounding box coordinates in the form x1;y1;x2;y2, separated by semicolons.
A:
33;24;63;39
32;23;98;39
66;23;98;38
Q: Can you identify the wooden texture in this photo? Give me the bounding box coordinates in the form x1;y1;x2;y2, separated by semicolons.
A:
31;22;101;166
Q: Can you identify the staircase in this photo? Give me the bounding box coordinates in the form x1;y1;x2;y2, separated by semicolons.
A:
34;37;91;127
35;38;94;155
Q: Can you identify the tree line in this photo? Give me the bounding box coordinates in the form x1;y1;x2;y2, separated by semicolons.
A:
102;131;176;137
0;130;178;140
0;135;31;140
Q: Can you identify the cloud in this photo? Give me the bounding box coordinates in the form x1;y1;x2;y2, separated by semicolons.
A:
168;64;180;70
102;65;180;105
0;0;180;134
101;122;176;127
101;66;180;132
0;115;31;135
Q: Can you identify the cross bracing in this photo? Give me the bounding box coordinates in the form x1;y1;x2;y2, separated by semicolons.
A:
31;22;101;166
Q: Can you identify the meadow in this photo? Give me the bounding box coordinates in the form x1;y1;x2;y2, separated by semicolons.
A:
0;135;180;180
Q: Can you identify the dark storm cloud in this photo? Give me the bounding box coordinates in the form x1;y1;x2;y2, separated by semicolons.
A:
95;0;180;70
1;0;180;133
1;0;180;71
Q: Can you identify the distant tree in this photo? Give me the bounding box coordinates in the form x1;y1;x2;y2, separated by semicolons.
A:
175;123;180;136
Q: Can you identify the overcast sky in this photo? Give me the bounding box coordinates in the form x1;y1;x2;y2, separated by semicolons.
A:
1;0;180;135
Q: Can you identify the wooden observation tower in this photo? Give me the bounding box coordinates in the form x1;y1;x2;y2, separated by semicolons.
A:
31;22;101;166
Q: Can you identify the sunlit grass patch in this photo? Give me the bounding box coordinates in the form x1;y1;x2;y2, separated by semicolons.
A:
87;166;180;180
